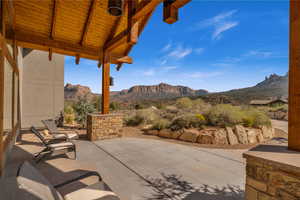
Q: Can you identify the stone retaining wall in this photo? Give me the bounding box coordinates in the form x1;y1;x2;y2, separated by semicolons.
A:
87;113;123;141
244;146;300;200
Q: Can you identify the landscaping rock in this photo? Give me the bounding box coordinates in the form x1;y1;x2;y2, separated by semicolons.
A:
141;124;153;131
226;127;239;145
213;128;228;144
246;129;258;144
179;129;200;143
158;129;173;138
171;130;183;139
234;125;248;144
261;126;274;139
197;132;214;144
256;130;264;143
145;130;159;136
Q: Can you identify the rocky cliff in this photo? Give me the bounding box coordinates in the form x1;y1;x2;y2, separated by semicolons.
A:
64;83;97;102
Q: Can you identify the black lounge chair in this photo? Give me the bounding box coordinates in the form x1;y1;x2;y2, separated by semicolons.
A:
42;119;79;140
31;126;76;163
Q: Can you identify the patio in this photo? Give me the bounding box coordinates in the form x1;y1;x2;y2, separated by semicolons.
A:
3;131;246;200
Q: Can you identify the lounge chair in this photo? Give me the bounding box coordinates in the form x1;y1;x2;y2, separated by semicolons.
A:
15;161;119;200
31;126;76;163
42;119;79;140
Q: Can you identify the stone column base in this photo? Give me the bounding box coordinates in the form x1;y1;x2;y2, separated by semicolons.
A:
87;113;123;141
243;144;300;200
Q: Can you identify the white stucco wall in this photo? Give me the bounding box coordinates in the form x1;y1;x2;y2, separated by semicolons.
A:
21;50;64;128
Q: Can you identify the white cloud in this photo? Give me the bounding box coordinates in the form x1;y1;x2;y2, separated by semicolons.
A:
163;66;178;71
188;71;223;79
143;69;155;76
244;50;273;58
212;22;239;40
167;45;192;59
195;48;205;55
195;10;239;40
161;42;172;52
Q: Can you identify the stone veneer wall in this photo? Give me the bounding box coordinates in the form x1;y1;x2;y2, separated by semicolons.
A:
244;153;300;200
87;113;123;141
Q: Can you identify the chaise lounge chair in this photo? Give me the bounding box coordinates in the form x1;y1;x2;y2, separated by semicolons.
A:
42;119;79;140
31;126;76;163
14;161;120;200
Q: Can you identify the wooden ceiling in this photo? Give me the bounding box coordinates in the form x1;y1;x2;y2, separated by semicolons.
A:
4;0;190;69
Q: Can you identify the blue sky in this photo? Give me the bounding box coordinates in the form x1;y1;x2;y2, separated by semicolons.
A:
65;1;289;93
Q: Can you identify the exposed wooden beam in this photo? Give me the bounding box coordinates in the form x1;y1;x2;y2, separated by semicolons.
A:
117;11;154;71
132;0;162;22
115;56;133;64
172;0;191;9
49;0;58;60
163;0;190;24
0;1;4;175
127;0;139;44
288;0;300;151
101;53;110;114
80;0;97;46
75;54;80;65
163;1;178;24
0;33;19;75
3;0;16;32
50;0;58;40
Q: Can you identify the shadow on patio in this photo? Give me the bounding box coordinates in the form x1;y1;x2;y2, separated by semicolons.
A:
144;173;244;200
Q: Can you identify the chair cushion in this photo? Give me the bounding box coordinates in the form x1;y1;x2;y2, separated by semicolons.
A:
43;119;58;133
48;142;74;149
17;161;63;200
64;182;120;200
53;133;79;140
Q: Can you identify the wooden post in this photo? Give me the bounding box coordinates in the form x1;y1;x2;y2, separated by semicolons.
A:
288;0;300;151
101;53;110;114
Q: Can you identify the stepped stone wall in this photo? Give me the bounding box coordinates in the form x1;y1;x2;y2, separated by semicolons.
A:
87;113;123;141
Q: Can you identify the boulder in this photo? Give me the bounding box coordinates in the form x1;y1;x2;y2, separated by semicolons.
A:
261;126;274;139
141;124;153;131
179;129;200;143
246;129;258;144
197;133;214;144
158;129;172;138
145;130;159;136
234;125;248;144
171;130;183;139
226;127;239;145
213;128;228;144
256;131;264;143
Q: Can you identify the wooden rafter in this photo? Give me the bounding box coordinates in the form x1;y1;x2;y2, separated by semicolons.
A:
3;0;16;32
80;0;96;46
132;0;162;21
163;0;191;24
49;0;58;61
127;0;139;44
117;11;154;71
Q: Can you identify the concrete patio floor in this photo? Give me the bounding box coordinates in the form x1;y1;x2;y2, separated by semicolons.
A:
3;132;247;200
76;138;246;200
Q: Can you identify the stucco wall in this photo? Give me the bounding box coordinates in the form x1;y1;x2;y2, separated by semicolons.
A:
21;50;64;128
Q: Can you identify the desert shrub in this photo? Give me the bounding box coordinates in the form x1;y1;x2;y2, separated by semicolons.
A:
207;104;244;127
176;97;193;109
110;102;120;111
242;107;271;128
73;98;96;127
170;114;206;130
64;105;75;124
125;108;159;126
125;115;144;126
152;119;171;130
193;99;211;114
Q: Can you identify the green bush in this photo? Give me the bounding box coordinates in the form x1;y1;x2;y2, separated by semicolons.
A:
64;105;75;124
125;115;144;126
170;114;206;130
152;119;171;130
73;98;96;127
110;102;120;111
176;97;193;109
207;104;244;127
242;107;271;128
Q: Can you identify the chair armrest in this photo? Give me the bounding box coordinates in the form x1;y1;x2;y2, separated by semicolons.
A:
54;171;102;188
